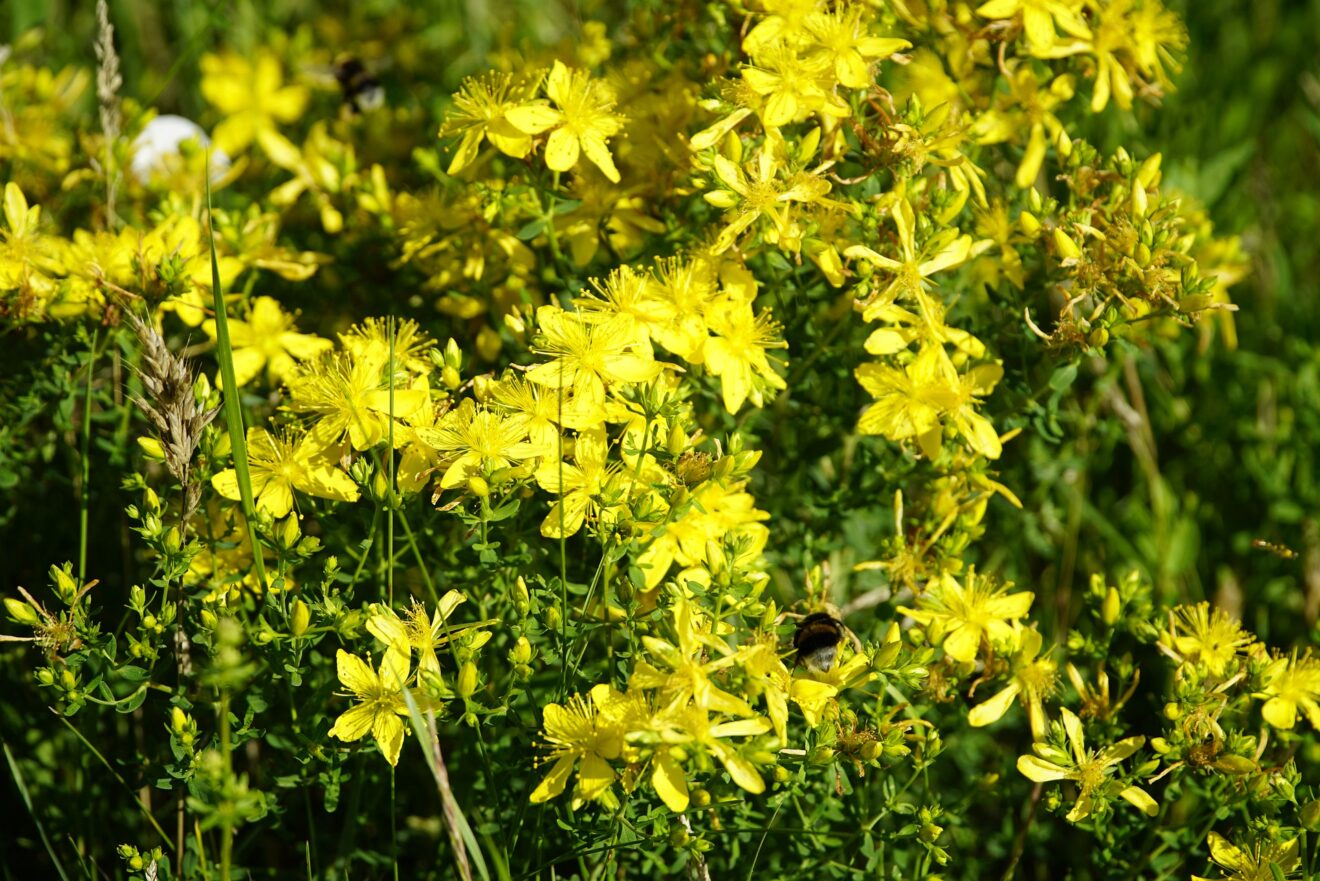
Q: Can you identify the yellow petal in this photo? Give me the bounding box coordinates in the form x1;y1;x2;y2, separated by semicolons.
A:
1016;755;1070;783
328;703;375;742
580;134;620;183
544;128;580;173
968;683;1020;727
1119;786;1158;816
942;623;981;663
373;713;405;766
210;469;242;502
530;755;575;804
505;104;562;135
717;748;765;795
651;753;689;812
576;752;616;800
296;466;361;504
256;480;294;519
336;649;378;696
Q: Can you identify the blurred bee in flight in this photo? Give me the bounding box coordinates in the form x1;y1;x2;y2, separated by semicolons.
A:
332;54;384;115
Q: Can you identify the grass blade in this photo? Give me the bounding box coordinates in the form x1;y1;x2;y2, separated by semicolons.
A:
204;153;267;591
4;740;73;881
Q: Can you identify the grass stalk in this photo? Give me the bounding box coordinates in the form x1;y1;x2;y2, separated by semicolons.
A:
204;157;267;592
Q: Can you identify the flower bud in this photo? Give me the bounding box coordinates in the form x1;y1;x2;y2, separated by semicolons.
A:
457;661;479;698
1300;799;1320;831
667;423;687;456
1102;586;1121;624
50;564;77;602
1052;228;1082;261
171;706;189;735
1130;182;1148;217
509;636;533;665
279;515;301;549
4;597;39;626
137;436;165;460
1213;754;1256;775
467;475;490;497
291;599;311;637
1018;211;1042;237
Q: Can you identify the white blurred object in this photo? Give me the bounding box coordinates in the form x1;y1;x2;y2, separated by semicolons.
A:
130;114;231;183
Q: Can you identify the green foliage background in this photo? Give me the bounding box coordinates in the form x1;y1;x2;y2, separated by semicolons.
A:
1;0;1318;879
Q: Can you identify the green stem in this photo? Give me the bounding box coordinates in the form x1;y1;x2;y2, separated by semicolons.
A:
78;327;101;582
219;689;233;881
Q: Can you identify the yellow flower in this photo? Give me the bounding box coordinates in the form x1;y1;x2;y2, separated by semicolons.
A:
285;350;428;452
420;398;543;492
574;265;673;350
534;427;621;538
650;257;716;361
1256;652;1320;731
440;72;546;174
742;639;840;743
802;8;911;89
211;427;359;519
327;649;412;767
367;590;490;675
527;306;661;404
855;344;1003;460
266;123;353;234
703;149;835;255
630;595;753;716
648;705;771;812
0;183;63;320
1016;707;1157;822
204;296;331;388
974;0;1091;57
539;61;626;182
1159;602;1254;678
968;625;1058;738
338;317;435;378
899;569;1033;664
702;296;787;413
200;51;308;156
1191;832;1301;881
530;685;627;805
635;480;769;590
845;196;973;334
740;44;846;128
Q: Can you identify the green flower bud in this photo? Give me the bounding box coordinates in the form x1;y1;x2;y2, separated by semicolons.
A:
291;599;311;637
4;597;39;626
1300;799;1320;831
457;661;479;698
509;636;533;665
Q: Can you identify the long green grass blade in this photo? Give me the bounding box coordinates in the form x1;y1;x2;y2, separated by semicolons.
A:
205;155;267;590
4;740;72;881
402;690;491;881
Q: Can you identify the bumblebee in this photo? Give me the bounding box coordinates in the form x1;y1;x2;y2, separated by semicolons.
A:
333;55;384;115
793;612;845;673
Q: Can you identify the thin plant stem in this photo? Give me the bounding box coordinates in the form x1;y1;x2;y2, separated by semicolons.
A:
78;327;101;583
